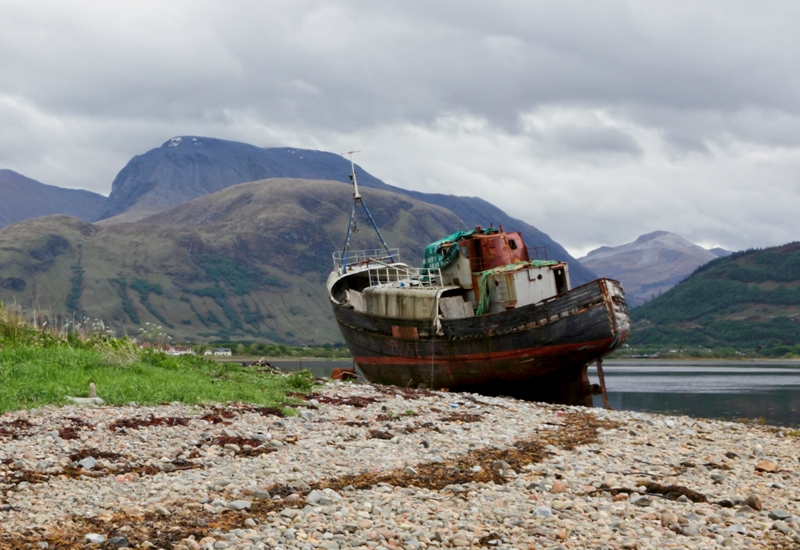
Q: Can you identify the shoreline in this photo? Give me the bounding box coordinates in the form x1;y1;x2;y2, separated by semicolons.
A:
0;382;798;549
214;356;800;364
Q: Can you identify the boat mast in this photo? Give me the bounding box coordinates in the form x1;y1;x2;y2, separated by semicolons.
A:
340;151;396;274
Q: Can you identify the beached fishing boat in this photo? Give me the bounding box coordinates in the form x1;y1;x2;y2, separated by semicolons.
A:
327;155;630;405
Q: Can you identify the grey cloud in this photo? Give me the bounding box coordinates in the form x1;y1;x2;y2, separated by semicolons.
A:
1;1;800;253
552;125;642;156
5;0;800;137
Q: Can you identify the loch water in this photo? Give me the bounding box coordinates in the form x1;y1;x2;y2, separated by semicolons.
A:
269;359;800;428
589;361;800;428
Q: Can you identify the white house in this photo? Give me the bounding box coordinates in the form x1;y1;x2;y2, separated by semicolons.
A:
165;346;196;356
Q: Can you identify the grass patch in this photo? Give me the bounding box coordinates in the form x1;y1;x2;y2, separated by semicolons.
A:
0;345;314;413
0;301;316;413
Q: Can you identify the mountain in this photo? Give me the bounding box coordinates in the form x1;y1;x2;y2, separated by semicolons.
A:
96;136;596;285
0;179;464;344
0;169;106;229
579;231;731;307
629;242;800;356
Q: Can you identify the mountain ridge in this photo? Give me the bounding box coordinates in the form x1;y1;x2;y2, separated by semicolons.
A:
579;231;731;307
0;169;106;229
0;178;465;343
97;136;596;285
629;241;800;356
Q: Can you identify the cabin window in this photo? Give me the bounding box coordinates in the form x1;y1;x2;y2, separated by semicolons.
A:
509;239;518;250
554;268;568;294
460;245;469;258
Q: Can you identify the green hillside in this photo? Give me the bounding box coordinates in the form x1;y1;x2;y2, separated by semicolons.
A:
0;178;463;344
629;242;800;357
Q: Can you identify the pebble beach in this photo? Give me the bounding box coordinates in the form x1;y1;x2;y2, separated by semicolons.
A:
0;381;798;550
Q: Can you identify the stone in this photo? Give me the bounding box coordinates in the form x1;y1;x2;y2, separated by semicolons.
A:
769;509;792;521
551;500;571;511
85;534;106;544
533;506;553;517
756;459;778;473
632;497;652;507
2;379;799;550
298;410;314;422
66;397;105;406
773;520;792;535
681;525;700;536
288;480;310;492
660;511;678;527
108;537;130;548
491;460;511;473
221;428;239;438
306;489;323;505
727;524;746;535
228;500;252;511
78;457;98;470
223;444;241;453
742;495;763;511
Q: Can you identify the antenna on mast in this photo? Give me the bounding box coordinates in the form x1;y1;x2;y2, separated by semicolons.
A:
343;150;361;199
339;150;396;272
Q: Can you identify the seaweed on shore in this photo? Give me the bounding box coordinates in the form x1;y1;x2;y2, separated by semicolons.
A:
0;411;616;549
108;415;192;432
584;481;708;503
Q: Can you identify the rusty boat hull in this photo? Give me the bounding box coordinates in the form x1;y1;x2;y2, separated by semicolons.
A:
333;278;630;405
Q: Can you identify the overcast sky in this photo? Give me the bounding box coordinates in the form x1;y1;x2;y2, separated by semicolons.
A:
2;1;800;256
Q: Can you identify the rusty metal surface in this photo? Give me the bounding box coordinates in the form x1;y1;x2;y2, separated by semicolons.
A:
466;230;530;273
332;278;630;406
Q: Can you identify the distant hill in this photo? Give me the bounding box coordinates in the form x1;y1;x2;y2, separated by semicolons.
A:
0;179;464;344
579;231;731;307
629;242;800;356
96;136;596;285
0;169;106;229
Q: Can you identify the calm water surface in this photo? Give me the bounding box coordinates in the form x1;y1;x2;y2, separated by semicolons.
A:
269;359;800;428
590;361;800;427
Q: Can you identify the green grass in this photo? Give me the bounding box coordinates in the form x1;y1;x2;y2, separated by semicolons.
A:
0;301;316;413
0;345;314;413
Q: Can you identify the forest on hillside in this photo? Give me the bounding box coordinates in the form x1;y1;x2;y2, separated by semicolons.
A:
627;244;800;357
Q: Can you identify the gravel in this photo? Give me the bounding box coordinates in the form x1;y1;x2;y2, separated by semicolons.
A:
0;381;798;549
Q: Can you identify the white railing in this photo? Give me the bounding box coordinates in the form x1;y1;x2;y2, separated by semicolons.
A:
333;248;401;271
368;266;445;288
